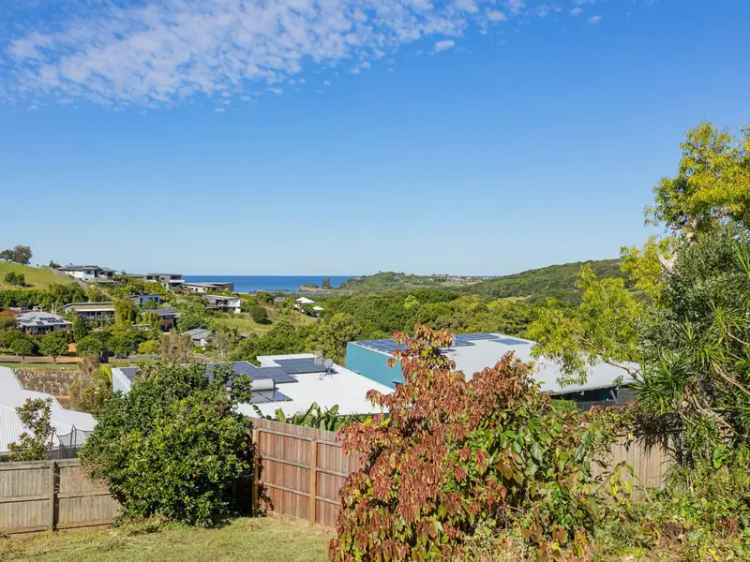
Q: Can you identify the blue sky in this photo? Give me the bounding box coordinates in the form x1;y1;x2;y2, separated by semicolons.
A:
1;0;748;275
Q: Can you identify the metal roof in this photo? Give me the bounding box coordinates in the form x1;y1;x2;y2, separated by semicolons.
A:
351;333;636;395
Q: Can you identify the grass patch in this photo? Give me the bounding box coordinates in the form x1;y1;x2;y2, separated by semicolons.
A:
213;308;316;337
0;262;76;290
0;517;330;562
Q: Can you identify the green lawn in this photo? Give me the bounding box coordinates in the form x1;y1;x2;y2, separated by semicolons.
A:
0;262;76;290
213;308;316;337
0;517;330;562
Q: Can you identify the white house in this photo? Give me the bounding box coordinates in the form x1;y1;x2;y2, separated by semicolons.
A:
59;265;115;283
203;294;241;314
0;367;96;455
294;296;315;312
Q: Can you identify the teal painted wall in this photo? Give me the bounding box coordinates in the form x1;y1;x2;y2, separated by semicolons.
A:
345;342;403;389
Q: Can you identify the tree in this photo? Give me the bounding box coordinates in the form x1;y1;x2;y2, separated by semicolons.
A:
306;312;360;363
69;361;112;416
76;334;107;359
38;331;69;361
71;316;89;342
321;277;332;289
649;123;750;236
331;327;614;560
9;331;35;359
159;332;193;363
8;398;54;461
138;339;159;354
114;297;136;325
0;245;32;264
249;304;269;324
403;294;420;310
79;363;252;526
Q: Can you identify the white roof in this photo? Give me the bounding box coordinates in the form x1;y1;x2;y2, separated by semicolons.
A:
16;311;70;328
238;353;390;418
0;367;96;453
295;297;315;305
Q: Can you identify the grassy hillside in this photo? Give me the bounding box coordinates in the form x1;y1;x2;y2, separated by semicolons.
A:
471;258;623;302
0;261;76;290
339;272;484;292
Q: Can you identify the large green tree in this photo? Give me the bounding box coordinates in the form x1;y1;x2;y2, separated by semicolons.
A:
80;363;252;526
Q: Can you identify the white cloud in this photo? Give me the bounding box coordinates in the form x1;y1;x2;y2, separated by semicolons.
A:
433;39;456;52
570;7;583;16
487;10;507;22
0;0;607;106
588;15;602;24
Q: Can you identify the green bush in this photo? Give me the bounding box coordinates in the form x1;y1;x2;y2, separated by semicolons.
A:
249;304;270;324
79;363;252;526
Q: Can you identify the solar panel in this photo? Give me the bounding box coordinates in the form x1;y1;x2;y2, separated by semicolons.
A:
207;363;296;384
248;389;292;404
275;358;326;374
456;333;501;341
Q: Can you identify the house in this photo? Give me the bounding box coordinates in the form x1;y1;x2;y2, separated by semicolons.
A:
145;307;180;331
294;296;315;312
312;305;325;317
16;311;71;335
131;294;162;307
184;328;212;348
203;294;241;314
346;333;637;409
112;354;391;418
144;273;184;289
184;282;235;294
0;367;96;456
58;265;115;283
62;302;116;323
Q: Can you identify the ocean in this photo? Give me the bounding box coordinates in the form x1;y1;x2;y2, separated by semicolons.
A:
183;275;352;293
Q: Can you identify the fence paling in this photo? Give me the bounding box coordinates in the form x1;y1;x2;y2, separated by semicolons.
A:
251;419;671;528
0;459;119;534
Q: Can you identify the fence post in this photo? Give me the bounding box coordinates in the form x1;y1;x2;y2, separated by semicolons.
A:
251;428;259;516
48;461;57;531
309;440;318;525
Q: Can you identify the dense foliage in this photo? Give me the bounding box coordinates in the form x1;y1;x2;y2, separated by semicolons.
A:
330;327;615;561
80;363;252;526
0;245;32;264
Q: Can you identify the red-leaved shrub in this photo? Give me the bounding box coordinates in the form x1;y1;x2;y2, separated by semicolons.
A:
329;326;612;561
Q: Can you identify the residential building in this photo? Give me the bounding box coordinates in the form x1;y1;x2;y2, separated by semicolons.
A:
58;265;115;283
146;307;179;331
294;296;315;312
0;367;96;456
184;327;212;348
131;294;162;307
184;282;234;294
112;354;390;418
16;311;71;335
144;273;184;289
346;333;636;408
203;294;241;314
62;302;116;323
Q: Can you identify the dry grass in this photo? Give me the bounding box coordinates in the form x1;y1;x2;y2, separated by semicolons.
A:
0;517;331;562
0;262;75;290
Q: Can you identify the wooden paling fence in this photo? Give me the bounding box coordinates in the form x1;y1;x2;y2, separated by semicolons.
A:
0;422;673;535
252;420;674;527
0;459;119;534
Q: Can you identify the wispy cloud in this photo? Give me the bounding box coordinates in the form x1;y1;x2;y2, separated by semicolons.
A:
433;39;456;53
588;15;603;24
0;0;609;106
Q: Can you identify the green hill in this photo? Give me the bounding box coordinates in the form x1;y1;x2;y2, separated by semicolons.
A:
337;259;623;302
470;258;623;302
0;261;77;290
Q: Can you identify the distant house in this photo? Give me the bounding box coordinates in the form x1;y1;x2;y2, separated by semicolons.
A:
294;296;315;312
312;305;325;317
131;294;162;307
184;282;234;294
184;327;212;348
58;265;115;283
111;354;391;418
0;367;96;456
144;273;184;289
63;302;116;323
16;311;72;335
146;307;179;331
203;294;241;314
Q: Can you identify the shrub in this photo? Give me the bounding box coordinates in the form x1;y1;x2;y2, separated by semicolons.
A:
250;304;270;324
4;272;26;286
79;363;252;526
8;398;54;461
330;327;614;561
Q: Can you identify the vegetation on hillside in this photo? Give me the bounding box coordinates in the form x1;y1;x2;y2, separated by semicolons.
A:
0;261;76;290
